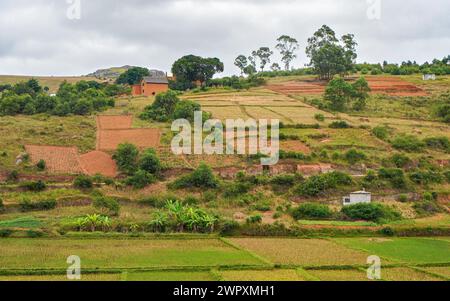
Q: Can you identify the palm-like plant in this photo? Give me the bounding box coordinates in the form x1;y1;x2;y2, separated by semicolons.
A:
150;211;168;233
85;214;102;232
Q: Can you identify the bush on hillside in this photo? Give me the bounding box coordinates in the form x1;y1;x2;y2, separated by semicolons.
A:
295;171;352;197
341;203;401;223
36;159;46;171
171;163;219;189
372;126;390;140
423;137;450;153
409;170;444;185
344;149;367;164
391;153;412;168
19;181;47;192
19;199;56;212
73;175;94;189
125;170;157;189
329;121;351;129
378;168;407;188
93;196;120;216
391;135;425;152
138;149;162;175
113;143;139;175
290;203;333;220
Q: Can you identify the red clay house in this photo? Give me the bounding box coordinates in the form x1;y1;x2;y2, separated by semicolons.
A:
132;70;169;97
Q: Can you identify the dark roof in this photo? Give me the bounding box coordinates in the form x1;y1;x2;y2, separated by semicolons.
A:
143;70;169;84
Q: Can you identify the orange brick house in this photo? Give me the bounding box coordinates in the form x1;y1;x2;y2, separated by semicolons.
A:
132;71;169;97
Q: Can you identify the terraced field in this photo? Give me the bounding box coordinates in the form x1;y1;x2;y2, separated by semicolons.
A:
0;237;447;281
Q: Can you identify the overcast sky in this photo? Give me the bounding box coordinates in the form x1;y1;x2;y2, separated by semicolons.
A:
0;0;449;76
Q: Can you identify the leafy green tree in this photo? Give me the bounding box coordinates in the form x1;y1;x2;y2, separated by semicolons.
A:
276;35;300;70
234;55;248;76
252;47;273;71
139;149;162;175
116;67;150;85
113;143;139;175
173;100;201;122
125;170;156;189
306;25;357;79
351;77;371;110
324;77;354;111
172;55;224;87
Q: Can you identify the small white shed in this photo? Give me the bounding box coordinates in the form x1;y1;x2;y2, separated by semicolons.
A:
343;190;372;206
423;74;436;81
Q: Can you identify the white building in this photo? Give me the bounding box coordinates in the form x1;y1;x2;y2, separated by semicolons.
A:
343;190;372;206
423;74;436;81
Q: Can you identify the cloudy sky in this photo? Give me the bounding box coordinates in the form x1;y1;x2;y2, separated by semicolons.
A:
0;0;449;76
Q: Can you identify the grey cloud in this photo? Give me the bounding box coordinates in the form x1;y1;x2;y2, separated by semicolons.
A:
0;0;448;76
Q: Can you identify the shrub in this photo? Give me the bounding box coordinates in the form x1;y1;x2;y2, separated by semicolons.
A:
270;174;297;187
344;149;367;164
378;168;407;188
329;121;351;129
444;170;450;183
341;203;401;222
290;203;333;220
113;143;139;175
19;180;47;192
391;153;412;168
251;201;272;212
409;170;444;185
125;170;157;189
19;199;56;212
26;230;44;238
413;201;442;216
138;148;162;175
73;175;94;189
0;229;13;238
36;159;46;171
7;170;19;182
173;100;201;121
223;182;252;198
423;137;450;152
391;135;425;152
93;196;120;216
138;196;166;208
397;194;408;203
314;114;325;122
372;126;390;140
246;215;263;224
295;171;352;197
183;195;199;206
171;163;219;189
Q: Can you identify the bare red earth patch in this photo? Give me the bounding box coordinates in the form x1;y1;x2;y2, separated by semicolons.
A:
280;140;312;154
97;129;161;151
267;77;427;96
97;115;133;130
79;151;117;177
25;145;83;174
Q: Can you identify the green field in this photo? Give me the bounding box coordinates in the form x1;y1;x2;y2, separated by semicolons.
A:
335;237;450;264
0;237;447;281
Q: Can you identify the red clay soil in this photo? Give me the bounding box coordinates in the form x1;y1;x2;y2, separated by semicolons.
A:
280;140;312;154
97;115;133;130
97;129;161;151
267;77;427;96
79;151;117;178
25;145;84;174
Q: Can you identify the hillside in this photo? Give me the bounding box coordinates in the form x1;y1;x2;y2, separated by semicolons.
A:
0;75;100;93
86;65;138;80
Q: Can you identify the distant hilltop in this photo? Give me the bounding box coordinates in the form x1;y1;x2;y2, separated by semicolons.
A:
87;65;139;80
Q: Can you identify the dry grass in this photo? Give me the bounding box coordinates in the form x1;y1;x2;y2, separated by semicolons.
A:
307;269;369;281
382;267;442;281
229;238;371;266
0;75;101;93
423;267;450;279
219;269;306;281
0;274;121;281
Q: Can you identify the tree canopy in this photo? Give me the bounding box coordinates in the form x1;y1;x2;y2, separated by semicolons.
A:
276;35;300;70
116;67;150;85
172;55;224;87
306;25;358;80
